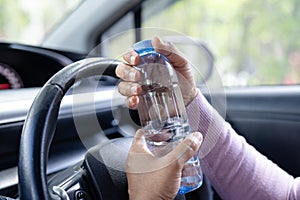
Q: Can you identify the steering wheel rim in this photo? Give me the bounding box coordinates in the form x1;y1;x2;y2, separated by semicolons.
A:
18;58;120;200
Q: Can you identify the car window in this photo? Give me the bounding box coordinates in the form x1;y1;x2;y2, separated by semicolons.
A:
100;12;136;59
0;0;81;46
141;0;300;87
102;0;300;87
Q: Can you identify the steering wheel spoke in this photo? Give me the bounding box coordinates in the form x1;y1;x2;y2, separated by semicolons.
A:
49;163;94;200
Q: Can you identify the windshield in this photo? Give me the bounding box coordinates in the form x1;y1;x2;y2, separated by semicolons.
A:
0;0;81;46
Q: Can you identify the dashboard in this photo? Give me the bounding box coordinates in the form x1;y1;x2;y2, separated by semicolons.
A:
0;42;86;89
0;42;133;197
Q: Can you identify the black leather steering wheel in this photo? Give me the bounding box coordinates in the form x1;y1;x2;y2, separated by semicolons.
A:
18;58;213;200
18;58;124;200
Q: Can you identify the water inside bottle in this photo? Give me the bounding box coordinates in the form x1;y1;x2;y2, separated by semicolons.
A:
178;155;203;194
138;83;188;147
137;83;203;194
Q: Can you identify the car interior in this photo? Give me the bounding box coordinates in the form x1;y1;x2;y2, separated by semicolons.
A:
1;0;300;200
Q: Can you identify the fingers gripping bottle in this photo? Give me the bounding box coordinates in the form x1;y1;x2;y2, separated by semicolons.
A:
133;40;203;194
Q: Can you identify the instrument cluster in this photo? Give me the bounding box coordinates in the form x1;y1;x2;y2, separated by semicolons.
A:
0;42;85;90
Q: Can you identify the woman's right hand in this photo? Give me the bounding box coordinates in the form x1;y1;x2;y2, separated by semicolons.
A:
115;36;198;109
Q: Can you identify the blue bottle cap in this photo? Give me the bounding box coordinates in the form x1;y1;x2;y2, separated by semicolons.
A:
134;40;155;55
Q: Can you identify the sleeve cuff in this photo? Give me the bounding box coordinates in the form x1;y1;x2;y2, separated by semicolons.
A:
186;89;225;158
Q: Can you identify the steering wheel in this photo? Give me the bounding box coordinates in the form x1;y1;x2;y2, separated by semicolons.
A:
18;58;213;200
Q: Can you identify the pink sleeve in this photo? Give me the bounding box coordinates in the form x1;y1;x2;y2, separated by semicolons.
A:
186;91;300;200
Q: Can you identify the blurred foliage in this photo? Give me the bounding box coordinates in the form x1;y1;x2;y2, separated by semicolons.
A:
0;0;299;86
0;0;80;45
0;0;29;39
143;0;300;86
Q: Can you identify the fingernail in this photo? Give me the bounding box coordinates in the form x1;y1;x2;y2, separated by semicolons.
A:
129;96;134;104
131;85;137;94
129;70;136;81
130;55;136;64
155;36;163;44
190;132;202;145
195;132;203;142
129;96;138;107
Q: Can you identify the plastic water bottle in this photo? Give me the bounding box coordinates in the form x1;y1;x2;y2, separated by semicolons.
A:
133;40;203;194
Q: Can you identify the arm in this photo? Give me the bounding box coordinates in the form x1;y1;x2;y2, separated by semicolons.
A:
117;36;300;199
186;91;300;200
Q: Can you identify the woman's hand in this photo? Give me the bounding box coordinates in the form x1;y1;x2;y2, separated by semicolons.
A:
116;36;198;109
126;130;203;200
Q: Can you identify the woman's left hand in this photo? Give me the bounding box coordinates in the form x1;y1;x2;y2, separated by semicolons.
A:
126;130;203;200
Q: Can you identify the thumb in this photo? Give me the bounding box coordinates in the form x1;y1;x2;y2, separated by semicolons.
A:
152;36;188;67
166;132;203;166
129;129;152;154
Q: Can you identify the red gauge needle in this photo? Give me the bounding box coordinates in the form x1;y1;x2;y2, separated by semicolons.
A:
0;83;10;89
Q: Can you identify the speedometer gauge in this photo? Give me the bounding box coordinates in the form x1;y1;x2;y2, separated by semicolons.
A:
0;63;23;89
